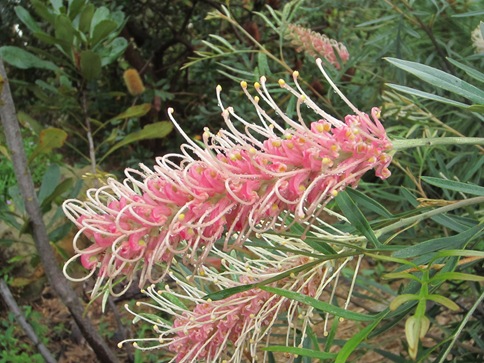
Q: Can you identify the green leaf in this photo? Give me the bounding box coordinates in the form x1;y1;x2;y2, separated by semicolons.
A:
335;311;388;363
436;249;484;259
98;37;128;66
31;0;56;24
421;176;484;196
446;58;484;83
107;104;152;123
431;272;484;283
90;6;110;36
0;46;59;71
389;294;419;311
55;14;75;53
335;191;381;247
261;286;375;321
14;6;42;33
78;2;95;33
40;178;74;212
263;346;336;359
79;50;101;81
38;164;60;204
385;58;484;104
68;0;86;20
426;294;459;311
467;104;484;113
49;0;63;13
383;272;421;282
91;19;118;46
100;121;173;162
28;128;67;163
386;84;469;108
346;188;393;218
392;223;484;258
257;52;271;76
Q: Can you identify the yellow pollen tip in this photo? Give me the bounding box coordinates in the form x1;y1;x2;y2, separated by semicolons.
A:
322;157;331;165
293;70;299;77
316;124;325;132
300;95;306;101
331;190;339;197
117;342;123;348
298;185;306;192
272;140;281;147
168;107;174;114
286;142;294;149
278;79;286;86
133;342;138;348
260;76;267;82
254;96;260;103
254;82;261;89
240;81;247;88
249;147;257;155
368;156;377;163
271;204;279;211
178;214;185;221
324;123;331;132
216;85;222;92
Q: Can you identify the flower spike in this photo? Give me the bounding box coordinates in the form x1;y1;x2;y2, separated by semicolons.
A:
63;62;392;296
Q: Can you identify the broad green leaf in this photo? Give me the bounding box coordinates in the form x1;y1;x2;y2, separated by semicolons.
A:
49;0;63;13
422;176;484;196
28;128;67;163
336;191;381;247
392;224;483;258
68;0;86;20
107;103;152;123
55;14;75;53
98;37;128;66
38;164;60;204
78;2;95;33
385;58;484;104
100;121;173;161
31;0;56;24
446;58;484;83
0;46;59;71
40;178;74;212
386;84;469;108
91;19;118;46
14;6;42;33
263;346;336;359
90;6;110;36
79;50;101;81
261;286;375;321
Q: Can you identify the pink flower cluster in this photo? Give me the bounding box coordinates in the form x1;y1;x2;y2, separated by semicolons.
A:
63;63;392;295
287;24;350;69
169;287;279;362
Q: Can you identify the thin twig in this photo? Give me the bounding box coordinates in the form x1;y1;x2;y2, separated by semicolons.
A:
0;279;57;363
0;58;119;363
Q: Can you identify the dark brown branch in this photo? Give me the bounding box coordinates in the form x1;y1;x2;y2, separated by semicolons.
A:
0;279;56;363
0;58;120;363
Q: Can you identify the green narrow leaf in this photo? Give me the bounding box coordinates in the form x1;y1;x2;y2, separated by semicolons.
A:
392;223;484;258
426;294;459;311
31;0;56;24
346;188;393;218
55;14;75;52
40;178;74;211
386;84;469;108
79;50;101;81
421;176;484;196
257;52;271;76
38;164;61;204
263;346;336;359
261;286;375;321
335;310;388;363
100;121;173;162
0;46;59;71
446;58;484;83
335;191;381;247
431;272;484;283
385;58;484;104
436;249;484;259
107;104;151;123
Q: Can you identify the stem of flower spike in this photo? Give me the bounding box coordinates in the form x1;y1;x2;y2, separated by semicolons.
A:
392;137;484;150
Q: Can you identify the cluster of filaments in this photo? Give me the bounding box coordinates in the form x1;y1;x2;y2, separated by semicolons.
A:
120;237;355;363
62;59;392;295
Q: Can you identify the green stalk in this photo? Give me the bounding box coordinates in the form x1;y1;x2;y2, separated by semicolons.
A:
392;137;484;150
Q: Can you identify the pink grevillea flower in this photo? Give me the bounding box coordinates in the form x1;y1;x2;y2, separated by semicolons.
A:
286;24;350;69
120;237;355;362
63;59;392;296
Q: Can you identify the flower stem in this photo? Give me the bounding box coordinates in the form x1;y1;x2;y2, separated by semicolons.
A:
392;137;484;150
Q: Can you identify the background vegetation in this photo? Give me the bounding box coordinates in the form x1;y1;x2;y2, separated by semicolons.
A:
0;0;483;362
